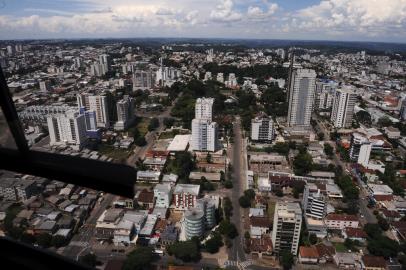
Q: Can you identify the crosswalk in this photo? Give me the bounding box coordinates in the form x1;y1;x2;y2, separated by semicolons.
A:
223;260;253;269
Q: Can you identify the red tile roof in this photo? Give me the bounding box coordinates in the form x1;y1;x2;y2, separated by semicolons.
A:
374;194;394;201
362;255;387;268
326;214;358;222
299;246;319;258
345;227;367;239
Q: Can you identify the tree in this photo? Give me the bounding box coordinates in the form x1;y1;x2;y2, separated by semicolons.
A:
134;136;147;146
204;232;223;254
163;117;175;129
224;180;233;189
148;117;159;131
355;111;372;126
223;197;233;219
51;235;68;248
79;253;97;268
324;143;334;157
280;250;294;270
167;239;201;262
377;116;392;127
239;195;251;208
219;220;238;239
36;233;52;248
244;189;256;200
293;150;313;176
309;233;318;245
123;246;154;270
244;231;250;239
317;132;325;141
206;153;212;163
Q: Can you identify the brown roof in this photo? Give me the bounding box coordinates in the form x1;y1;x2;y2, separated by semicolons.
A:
315;243;336;258
345;227;367;238
326;214;358;222
362;255;387;268
137;189;154;203
248;236;273;253
154;218;167;233
250;216;272;228
381;209;400;218
299;246;319;258
374;194;394;201
392;221;406;239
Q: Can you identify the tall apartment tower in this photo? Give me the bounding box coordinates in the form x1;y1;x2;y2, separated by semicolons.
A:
191;98;218;152
47;110;87;149
287;69;316;127
114;96;134;131
331;86;357;128
251;113;274;142
272;202;302;255
133;70;153;91
195;98;214;120
77;94;110;128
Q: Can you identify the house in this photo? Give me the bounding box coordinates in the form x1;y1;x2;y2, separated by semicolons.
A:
315;243;336;264
113;219;134;246
362;255;387;270
189;172;221;182
250;216;271;238
299;246;319;264
334;252;362;270
248;236;273;259
136;189;155;209
383;127;400;139
34;220;58;235
343;227;368;243
162;174;178;185
391;221;406;241
325;214;359;229
160;224;178;247
95;209;124;240
136;171;161;183
154;184;173;208
249;208;265;217
380;209;401;222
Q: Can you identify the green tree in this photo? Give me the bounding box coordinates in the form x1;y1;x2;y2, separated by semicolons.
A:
224;180;233;189
280;250;294;270
293;150;313;176
309;233;318;245
148;117;159;131
223;197;233;219
204;232;223;254
163;117;175;129
123;246;154;270
239;195;251;208
219;220;238;239
243;189;256;200
167;239;201;262
324;143;334;157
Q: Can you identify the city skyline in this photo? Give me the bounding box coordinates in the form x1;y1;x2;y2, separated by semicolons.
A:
0;0;406;43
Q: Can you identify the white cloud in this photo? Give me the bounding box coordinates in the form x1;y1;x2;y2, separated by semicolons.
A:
210;0;242;22
247;2;278;21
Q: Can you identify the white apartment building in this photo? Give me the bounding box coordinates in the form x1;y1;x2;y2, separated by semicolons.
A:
272;202;302;255
133;70;153;90
349;132;371;162
302;185;326;220
114;96;134;131
195;98;214;121
325;214;359;230
77;94;110;128
47;109;87;149
315;80;336;110
331;86;357;128
287;69;316;127
191;119;218;152
154;183;173;208
251;114;274;142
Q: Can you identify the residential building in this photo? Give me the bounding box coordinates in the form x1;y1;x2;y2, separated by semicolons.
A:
133;70;153;90
191;119;218;152
287;69;316;127
331;86;357;128
251;113;274;142
47;109;87;148
154;183;172;208
325;214;359;229
184;208;205;240
77;93;110;128
271;202;302;255
315;80;336;110
302;185;326;220
361;255;387;270
114;96;134;130
195;98;214;121
172;184;200;210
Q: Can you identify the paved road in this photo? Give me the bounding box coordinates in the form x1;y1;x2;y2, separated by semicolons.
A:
62;193;116;259
229;116;247;263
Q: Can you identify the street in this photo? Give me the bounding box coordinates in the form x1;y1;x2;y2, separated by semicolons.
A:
228;116;247;263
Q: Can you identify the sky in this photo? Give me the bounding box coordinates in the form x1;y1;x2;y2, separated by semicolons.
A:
0;0;406;42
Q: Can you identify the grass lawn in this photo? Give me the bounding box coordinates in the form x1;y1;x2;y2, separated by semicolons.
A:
333;242;347;252
98;144;132;161
136;118;150;137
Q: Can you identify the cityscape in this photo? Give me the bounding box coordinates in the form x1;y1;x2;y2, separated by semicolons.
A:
0;2;406;270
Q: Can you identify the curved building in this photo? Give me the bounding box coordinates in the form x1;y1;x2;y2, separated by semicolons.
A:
185;209;205;240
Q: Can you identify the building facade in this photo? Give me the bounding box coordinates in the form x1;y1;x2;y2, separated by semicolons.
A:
331;86;357;128
251;114;274;142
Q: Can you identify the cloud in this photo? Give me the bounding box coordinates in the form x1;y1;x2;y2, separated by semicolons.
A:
210;0;242;22
155;7;175;15
247;2;278;21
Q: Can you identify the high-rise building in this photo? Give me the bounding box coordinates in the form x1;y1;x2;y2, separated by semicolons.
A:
271;202;302;255
287;69;316;127
331;86;357;128
191;98;218;152
47;110;87;149
99;54;111;72
195;98;214;121
191;119;218;152
133;70;153;91
349;132;371;162
217;73;224;83
302;185;326;220
39;80;51;92
315;81;336;110
77;94;110;128
114;96;134;131
251;113;274;142
184;208;205;240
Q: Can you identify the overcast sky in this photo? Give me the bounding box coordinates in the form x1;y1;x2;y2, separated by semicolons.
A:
0;0;405;42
